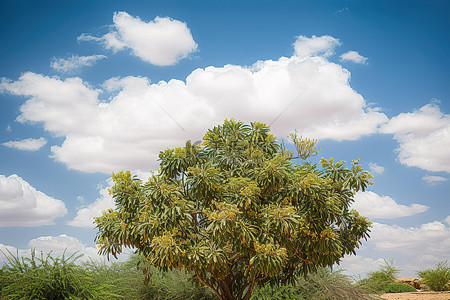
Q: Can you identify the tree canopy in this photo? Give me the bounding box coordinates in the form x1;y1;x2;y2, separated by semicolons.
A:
95;120;372;300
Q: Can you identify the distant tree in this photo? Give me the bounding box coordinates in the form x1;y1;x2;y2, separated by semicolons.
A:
95;120;372;300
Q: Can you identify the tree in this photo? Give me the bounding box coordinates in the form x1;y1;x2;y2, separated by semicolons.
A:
94;120;372;300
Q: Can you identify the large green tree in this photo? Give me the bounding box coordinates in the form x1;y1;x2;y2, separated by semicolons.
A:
95;120;372;300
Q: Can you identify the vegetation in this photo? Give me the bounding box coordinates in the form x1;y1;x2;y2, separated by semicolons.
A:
383;282;416;293
357;259;400;294
0;249;214;300
418;260;450;291
0;249;118;300
1;249;376;300
94;120;373;300
293;267;376;299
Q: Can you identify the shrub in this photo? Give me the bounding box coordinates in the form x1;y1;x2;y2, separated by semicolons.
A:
295;267;376;300
0;249;118;300
384;282;416;293
418;260;450;291
250;284;302;300
84;254;214;300
357;259;399;294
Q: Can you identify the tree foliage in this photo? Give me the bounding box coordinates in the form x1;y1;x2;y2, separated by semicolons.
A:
95;120;373;300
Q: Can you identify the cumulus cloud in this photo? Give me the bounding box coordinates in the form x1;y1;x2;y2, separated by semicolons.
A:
445;215;450;226
0;234;102;264
369;162;384;175
339;255;385;277
2;137;47;151
341;220;450;277
371;221;450;260
293;35;341;59
381;102;450;172
352;191;428;219
422;175;447;185
340;50;368;64
68;184;114;228
0;174;67;226
0;72;100;137
0;38;388;174
78;11;198;66
50;54;107;73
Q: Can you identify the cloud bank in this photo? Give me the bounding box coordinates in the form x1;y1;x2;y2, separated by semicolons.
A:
0;174;67;226
0;36;388;173
78;12;198;66
341;219;450;277
0;234;101;264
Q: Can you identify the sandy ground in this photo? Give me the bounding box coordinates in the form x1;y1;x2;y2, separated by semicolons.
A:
380;291;450;300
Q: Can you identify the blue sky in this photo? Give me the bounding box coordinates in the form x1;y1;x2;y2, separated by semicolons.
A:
1;0;449;277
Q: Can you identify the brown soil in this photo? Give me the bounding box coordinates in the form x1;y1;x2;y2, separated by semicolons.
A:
380;291;450;300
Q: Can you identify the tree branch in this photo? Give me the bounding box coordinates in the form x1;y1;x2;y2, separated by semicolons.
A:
195;268;222;300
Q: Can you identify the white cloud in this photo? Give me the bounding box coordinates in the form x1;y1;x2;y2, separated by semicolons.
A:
78;11;198;66
341;220;450;277
3;137;47;151
445;215;450;226
0;234;102;264
339;255;385;278
293;35;341;59
353;191;428;219
0;174;67;226
370;221;450;260
0;72;100;137
422;175;447;185
50;54;106;73
340;50;368;64
68;184;114;228
382;102;450;172
0;38;388;174
369;162;384;175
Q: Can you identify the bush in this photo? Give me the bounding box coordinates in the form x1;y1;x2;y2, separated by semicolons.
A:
251;284;302;300
0;250;214;300
295;267;376;300
84;254;214;300
384;282;416;293
357;259;399;294
0;249;118;300
418;260;450;291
